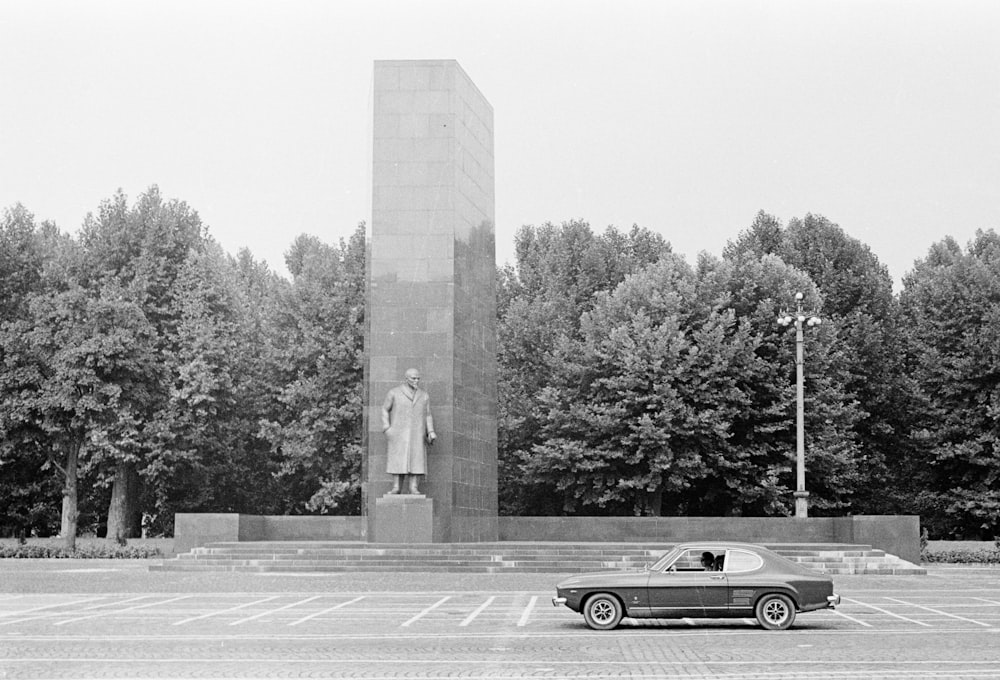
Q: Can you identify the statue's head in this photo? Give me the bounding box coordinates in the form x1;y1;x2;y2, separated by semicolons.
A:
404;368;421;389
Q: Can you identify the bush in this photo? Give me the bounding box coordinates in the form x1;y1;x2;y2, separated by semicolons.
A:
921;548;1000;564
0;542;161;559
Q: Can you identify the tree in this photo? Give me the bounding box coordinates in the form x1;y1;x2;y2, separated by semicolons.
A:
0;204;43;324
497;221;672;514
79;186;205;538
258;227;367;514
0;205;52;536
512;250;863;517
0;283;157;549
725;211;904;514
899;231;1000;537
520;253;756;515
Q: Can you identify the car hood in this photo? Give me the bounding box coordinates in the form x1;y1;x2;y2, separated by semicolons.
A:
556;569;647;589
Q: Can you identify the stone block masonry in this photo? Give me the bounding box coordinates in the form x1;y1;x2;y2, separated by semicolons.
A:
364;60;498;542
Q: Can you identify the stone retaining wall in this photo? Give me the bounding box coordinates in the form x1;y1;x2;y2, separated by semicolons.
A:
173;513;920;564
500;515;920;564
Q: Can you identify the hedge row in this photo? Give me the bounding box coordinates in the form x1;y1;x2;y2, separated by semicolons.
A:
0;543;162;559
921;548;1000;564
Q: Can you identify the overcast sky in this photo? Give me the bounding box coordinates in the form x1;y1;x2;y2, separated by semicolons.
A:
2;0;998;289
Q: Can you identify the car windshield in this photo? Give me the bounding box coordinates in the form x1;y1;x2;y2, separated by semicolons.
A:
649;547;682;571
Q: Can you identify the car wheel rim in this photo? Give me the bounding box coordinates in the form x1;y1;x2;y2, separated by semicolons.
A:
764;600;788;624
591;600;615;623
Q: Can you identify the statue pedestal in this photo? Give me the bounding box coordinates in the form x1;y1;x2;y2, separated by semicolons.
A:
374;494;434;543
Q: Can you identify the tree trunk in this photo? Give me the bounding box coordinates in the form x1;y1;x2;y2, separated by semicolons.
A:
645;487;664;517
60;440;80;552
106;461;140;540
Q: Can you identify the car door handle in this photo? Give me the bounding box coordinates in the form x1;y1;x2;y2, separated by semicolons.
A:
709;575;726;580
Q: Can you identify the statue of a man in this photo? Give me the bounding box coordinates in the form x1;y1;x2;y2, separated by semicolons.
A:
381;368;436;494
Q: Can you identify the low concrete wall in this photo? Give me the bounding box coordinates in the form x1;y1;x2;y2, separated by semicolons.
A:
499;515;921;564
172;513;920;563
173;514;363;555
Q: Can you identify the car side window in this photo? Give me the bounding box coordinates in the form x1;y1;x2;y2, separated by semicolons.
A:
724;550;763;573
665;549;719;572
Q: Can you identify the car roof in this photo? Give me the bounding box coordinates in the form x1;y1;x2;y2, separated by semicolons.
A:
674;542;769;551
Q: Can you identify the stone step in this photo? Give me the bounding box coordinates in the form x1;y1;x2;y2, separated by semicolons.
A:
152;540;924;575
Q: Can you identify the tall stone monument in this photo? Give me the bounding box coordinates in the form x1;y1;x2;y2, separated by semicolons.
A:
364;60;498;543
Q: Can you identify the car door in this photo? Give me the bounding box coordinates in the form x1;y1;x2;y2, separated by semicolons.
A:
645;548;729;618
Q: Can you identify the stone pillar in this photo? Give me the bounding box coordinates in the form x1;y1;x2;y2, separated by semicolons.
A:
364;60;498;543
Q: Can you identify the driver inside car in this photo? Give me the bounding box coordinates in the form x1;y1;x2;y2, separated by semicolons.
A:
700;551;715;570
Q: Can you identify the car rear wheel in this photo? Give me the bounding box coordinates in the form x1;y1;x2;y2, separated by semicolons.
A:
582;593;623;630
755;593;796;630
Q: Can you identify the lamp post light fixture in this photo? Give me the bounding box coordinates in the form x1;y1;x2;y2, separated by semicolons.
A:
777;292;822;518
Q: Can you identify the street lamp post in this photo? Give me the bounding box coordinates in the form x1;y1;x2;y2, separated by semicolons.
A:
777;292;822;518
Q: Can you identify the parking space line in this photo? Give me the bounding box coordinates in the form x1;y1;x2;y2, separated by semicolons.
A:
831;609;873;627
172;596;279;626
54;595;191;626
401;596;450;627
2;596;148;627
229;596;322;626
843;597;932;627
884;597;993;627
288;596;365;626
0;597;106;622
973;597;1000;606
516;596;537;627
459;596;495;626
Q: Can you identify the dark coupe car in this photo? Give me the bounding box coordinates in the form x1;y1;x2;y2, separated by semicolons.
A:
553;542;840;630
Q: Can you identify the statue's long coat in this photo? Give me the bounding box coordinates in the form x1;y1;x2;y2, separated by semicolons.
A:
381;385;434;474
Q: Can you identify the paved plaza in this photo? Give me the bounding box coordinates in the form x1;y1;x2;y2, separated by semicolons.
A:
2;560;999;679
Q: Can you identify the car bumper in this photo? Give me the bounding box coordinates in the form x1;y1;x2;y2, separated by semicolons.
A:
552;597;567;607
827;594;841;608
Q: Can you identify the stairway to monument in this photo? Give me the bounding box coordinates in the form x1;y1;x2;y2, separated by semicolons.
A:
151;541;925;575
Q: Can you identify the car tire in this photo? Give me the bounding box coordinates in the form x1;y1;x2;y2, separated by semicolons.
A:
582;593;623;630
755;593;796;630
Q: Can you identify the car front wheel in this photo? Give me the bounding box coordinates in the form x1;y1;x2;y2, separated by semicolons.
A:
582;593;623;630
755;593;796;630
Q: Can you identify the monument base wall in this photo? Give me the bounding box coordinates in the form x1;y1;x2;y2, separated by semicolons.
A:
499;515;921;564
172;513;363;555
172;513;920;564
373;495;434;543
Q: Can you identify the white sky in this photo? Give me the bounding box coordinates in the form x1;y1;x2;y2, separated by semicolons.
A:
2;0;998;289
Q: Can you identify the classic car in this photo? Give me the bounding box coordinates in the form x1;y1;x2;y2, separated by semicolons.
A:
552;541;840;630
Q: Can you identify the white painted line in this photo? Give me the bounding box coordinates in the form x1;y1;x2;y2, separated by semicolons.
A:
843;597;932;627
884;597;993;628
0;597;106;622
401;596;450;627
54;595;191;626
172;596;278;626
229;596;322;626
72;595;152;612
1;596;145;627
288;596;365;627
517;596;537;627
460;596;496;627
973;597;1000;606
831;609;873;627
